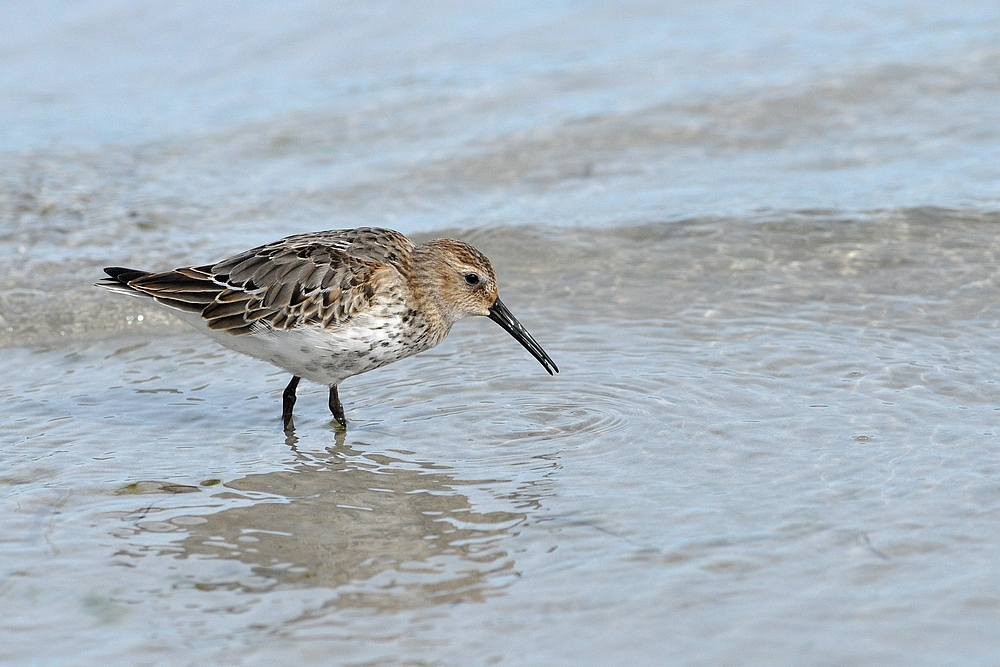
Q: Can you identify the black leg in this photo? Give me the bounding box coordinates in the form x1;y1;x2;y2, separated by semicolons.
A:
282;376;300;428
329;385;347;428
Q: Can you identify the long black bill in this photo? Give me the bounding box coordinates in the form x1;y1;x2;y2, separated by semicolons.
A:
487;297;558;375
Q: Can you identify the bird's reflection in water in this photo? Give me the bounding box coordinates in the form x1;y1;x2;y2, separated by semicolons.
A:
138;429;525;608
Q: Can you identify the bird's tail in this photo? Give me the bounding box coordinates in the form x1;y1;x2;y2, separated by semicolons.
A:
95;267;152;297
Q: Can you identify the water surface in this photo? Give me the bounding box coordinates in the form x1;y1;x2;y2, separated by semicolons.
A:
3;2;1000;665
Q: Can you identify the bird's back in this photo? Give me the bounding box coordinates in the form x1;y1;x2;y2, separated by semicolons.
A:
100;228;414;331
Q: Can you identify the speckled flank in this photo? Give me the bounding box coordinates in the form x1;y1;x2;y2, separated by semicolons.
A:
97;227;557;423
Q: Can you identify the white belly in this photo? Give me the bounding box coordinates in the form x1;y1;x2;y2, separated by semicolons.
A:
172;308;439;386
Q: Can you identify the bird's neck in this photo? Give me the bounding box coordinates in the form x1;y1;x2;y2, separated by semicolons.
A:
409;244;458;342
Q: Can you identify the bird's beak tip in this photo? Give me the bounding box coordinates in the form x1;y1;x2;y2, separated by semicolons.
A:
488;297;558;376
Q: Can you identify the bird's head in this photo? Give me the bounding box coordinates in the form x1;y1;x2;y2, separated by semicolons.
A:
415;238;558;375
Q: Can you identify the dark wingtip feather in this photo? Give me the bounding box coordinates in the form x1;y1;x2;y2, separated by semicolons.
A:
104;267;150;284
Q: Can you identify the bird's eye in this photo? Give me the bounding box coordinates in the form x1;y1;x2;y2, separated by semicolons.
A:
464;273;480;286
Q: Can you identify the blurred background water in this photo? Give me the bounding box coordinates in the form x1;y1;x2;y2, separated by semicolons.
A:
3;1;1000;665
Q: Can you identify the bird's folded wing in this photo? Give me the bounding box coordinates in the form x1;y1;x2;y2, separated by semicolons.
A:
127;243;399;336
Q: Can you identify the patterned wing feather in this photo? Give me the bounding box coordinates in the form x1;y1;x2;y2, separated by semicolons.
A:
121;228;412;335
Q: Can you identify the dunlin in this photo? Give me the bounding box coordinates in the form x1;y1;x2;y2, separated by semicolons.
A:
97;227;557;428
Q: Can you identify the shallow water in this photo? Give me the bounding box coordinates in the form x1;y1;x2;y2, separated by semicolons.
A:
4;2;1000;665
